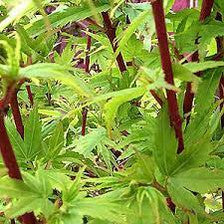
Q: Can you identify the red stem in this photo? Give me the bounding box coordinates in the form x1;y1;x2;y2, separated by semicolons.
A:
10;91;24;139
81;107;88;136
151;0;184;153
150;90;163;106
183;0;214;120
101;11;127;73
102;11;163;105
0;84;36;224
81;34;92;136
199;0;214;22
85;34;92;73
26;85;34;106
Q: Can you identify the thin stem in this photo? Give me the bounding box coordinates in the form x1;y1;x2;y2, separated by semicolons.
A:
85;34;92;73
26;85;34;106
82;34;92;136
81;107;88;136
150;90;163;106
0;83;36;224
183;0;214;120
101;11;127;73
10;91;24;139
151;0;184;153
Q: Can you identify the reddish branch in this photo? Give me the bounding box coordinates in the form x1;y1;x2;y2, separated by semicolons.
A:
82;34;92;136
151;0;184;153
0;83;36;223
81;107;88;136
102;11;127;73
102;11;163;106
199;0;215;22
183;0;214;120
26;85;34;106
10;91;24;138
85;34;92;73
21;57;34;107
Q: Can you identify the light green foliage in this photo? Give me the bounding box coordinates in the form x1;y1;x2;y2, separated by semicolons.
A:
154;106;178;175
20;63;94;97
0;0;224;224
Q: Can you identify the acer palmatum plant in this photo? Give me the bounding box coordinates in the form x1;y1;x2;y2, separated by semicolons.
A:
0;0;223;223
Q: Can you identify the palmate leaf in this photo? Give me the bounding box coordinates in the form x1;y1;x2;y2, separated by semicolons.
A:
59;213;83;224
194;69;222;117
70;197;127;224
72;127;107;158
5;174;55;219
167;180;204;214
5;118;27;161
115;10;150;57
46;122;64;159
0;176;33;198
172;167;224;194
127;187;177;224
19;63;94;98
6;109;42;162
24;108;42;160
184;61;224;73
184;69;222;148
27;2;110;36
0;171;54;219
5;197;54;219
154;106;178;176
171;136;213;175
69;127;116;171
103;87;146;134
124;153;155;184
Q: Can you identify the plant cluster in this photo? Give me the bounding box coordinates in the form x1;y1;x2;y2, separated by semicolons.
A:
0;0;224;223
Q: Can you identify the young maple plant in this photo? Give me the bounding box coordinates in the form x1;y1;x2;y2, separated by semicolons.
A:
0;0;224;224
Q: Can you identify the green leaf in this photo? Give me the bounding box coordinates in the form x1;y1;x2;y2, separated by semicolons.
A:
54;39;75;66
70;197;127;224
184;70;221;148
47;122;64;159
172;63;200;92
0;0;34;32
73;127;107;158
5;198;53;219
27;3;110;36
5;118;27;160
115;10;150;57
184;61;224;73
194;69;221;117
20;63;94;98
125;154;155;184
167;180;204;213
172;167;224;194
0;177;32;198
171;137;213;175
127;187;177;224
24;108;42;160
154;106;178;175
103;87;146;133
